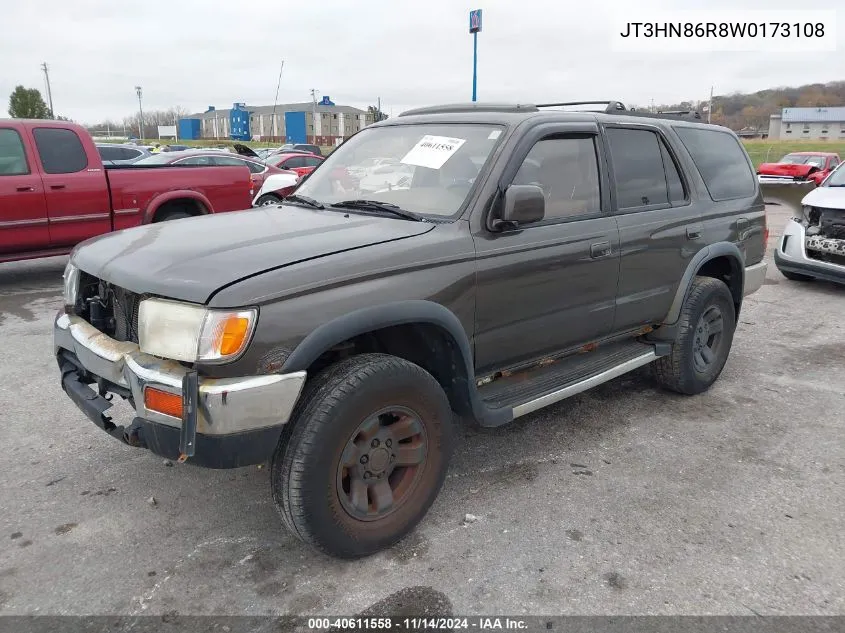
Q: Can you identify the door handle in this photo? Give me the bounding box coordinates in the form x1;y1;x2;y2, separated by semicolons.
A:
50;184;66;190
590;241;611;258
686;227;702;240
16;186;35;192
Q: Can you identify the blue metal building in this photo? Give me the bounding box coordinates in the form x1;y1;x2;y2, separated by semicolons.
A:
229;103;250;141
177;118;201;140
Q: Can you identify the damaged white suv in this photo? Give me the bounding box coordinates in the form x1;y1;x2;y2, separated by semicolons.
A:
774;161;845;285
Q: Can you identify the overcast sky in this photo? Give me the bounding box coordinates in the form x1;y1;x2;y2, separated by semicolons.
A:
2;0;842;124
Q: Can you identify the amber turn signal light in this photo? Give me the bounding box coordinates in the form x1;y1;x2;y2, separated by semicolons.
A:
217;316;251;357
144;387;183;419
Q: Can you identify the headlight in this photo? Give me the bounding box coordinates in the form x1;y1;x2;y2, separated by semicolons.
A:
62;262;80;307
138;298;257;363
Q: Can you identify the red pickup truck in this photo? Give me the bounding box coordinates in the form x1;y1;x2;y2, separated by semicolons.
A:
0;119;254;263
757;151;841;186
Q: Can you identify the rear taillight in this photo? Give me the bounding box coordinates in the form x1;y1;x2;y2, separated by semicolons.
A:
763;213;769;244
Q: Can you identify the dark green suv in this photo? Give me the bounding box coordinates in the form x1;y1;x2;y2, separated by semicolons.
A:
55;100;768;558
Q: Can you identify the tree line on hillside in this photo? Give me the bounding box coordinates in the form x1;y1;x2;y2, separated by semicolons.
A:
10;81;843;134
87;107;190;139
636;81;845;131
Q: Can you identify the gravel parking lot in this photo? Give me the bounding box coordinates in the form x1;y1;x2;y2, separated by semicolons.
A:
0;204;842;617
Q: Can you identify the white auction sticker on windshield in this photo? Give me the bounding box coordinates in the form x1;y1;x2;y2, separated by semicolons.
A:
400;135;467;170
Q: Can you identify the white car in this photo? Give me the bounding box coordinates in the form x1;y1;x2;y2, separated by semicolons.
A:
772;161;845;285
358;163;414;193
252;172;299;206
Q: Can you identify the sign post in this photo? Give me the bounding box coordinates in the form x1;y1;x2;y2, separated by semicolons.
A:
469;9;482;102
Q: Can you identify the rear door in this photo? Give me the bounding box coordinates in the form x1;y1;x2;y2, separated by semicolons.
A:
0;126;49;254
213;155;268;187
30;126;111;248
603;124;703;331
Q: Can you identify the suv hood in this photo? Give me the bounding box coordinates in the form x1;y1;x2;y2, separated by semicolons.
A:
72;206;435;304
802;185;845;211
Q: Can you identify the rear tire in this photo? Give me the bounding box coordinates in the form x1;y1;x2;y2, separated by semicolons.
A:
156;210;192;222
651;276;736;395
256;194;282;206
271;353;453;559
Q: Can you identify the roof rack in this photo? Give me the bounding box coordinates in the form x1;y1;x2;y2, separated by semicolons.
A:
398;103;539;117
535;100;628;113
397;101;705;121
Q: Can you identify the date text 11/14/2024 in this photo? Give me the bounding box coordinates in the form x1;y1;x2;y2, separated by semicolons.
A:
307;617;529;630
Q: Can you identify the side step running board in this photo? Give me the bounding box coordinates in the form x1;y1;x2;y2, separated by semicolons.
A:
512;351;656;418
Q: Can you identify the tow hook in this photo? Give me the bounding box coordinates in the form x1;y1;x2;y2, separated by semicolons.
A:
124;420;147;448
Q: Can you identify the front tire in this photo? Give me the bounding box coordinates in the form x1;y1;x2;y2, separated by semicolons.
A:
255;194;282;206
271;353;453;558
651;276;736;395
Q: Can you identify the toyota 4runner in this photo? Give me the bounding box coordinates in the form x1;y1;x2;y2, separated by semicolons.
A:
54;100;768;558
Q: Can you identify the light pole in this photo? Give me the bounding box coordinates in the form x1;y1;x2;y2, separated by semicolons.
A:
135;86;144;140
310;88;318;144
469;10;482;102
41;62;55;118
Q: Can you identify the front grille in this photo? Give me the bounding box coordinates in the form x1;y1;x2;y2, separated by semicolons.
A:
76;272;143;343
112;286;141;342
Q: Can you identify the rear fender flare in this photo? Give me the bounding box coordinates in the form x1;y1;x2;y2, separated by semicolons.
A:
143;190;212;223
663;242;745;326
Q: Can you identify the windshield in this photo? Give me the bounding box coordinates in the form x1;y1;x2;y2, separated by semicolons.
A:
294;123;505;217
780;154;826;168
825;163;845;186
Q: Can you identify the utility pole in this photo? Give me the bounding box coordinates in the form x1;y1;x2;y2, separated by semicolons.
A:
708;85;713;124
310;88;318;143
377;96;381;121
41;62;54;118
135;86;144;140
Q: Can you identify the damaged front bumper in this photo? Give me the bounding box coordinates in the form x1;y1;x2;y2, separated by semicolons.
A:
774;219;845;286
54;312;306;468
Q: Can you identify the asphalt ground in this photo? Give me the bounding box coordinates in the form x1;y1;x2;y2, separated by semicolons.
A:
0;204;842;617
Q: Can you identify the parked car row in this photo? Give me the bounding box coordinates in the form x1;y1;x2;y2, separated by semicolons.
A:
1;120;254;263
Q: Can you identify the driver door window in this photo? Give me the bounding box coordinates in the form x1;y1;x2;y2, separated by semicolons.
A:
511;136;601;221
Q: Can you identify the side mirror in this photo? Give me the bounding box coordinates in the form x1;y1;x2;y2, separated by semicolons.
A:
493;184;545;230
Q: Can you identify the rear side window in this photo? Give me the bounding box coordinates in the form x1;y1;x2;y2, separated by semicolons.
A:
304;156;323;167
285;157;306;168
213;156;248;167
0;129;29;175
244;160;266;174
121;148;142;160
606;127;689;210
32;128;88;174
98;145;123;161
674;127;756;201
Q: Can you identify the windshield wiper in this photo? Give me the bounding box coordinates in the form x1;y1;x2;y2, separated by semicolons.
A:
330;199;424;222
283;194;325;209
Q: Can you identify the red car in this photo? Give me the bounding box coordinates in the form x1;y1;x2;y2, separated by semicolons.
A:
757;151;841;186
263;152;325;178
135;150;291;191
0;120;253;263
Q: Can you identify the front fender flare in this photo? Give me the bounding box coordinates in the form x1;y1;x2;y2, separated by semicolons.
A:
280;299;512;428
